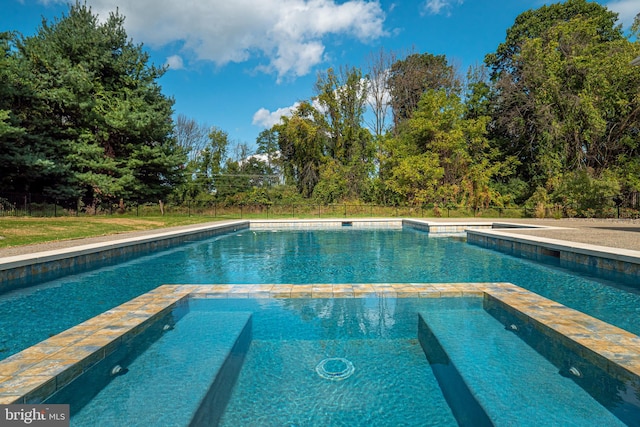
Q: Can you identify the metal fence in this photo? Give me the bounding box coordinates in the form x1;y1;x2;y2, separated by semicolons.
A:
2;193;639;219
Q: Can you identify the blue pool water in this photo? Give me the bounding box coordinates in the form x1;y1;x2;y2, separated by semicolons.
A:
1;228;639;360
58;297;633;426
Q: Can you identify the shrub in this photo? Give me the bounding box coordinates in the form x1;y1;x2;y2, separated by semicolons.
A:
551;169;619;217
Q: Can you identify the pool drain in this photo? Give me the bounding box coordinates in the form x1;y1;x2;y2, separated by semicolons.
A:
315;358;355;381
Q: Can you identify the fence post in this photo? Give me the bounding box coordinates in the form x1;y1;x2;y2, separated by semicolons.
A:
188;200;191;217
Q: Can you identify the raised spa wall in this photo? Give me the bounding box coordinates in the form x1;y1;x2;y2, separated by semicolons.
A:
2;282;639;409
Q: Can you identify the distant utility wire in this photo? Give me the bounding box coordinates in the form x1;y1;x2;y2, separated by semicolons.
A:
213;174;280;178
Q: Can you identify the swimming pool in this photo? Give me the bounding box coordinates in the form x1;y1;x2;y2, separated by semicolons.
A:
43;295;637;426
1;226;639;361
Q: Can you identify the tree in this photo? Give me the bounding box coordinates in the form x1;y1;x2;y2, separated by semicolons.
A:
314;67;370;163
485;0;622;78
0;32;28;193
381;89;506;207
275;102;326;197
464;63;493;120
3;3;185;206
387;53;460;128
256;127;280;172
175;114;209;163
365;47;396;137
487;3;640;195
313;66;374;200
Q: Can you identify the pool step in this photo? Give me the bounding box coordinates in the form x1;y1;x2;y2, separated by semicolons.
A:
418;306;626;427
63;311;252;427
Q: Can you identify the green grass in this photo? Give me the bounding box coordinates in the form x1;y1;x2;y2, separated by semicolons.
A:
0;216;224;249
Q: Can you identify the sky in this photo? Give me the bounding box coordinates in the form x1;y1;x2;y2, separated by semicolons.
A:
2;0;638;152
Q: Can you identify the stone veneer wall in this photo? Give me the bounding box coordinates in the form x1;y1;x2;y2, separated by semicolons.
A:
0;222;249;294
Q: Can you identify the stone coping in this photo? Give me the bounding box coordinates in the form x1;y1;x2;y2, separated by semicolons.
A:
0;220;249;272
249;218;404;228
468;228;640;265
1;282;639;406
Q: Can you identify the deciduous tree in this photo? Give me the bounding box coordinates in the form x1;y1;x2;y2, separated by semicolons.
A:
387;53;460;128
487;3;640;196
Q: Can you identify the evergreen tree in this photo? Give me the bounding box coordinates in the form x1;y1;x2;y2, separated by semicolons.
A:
3;3;185;206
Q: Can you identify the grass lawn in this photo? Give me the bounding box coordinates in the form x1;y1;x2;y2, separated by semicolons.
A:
0;216;225;248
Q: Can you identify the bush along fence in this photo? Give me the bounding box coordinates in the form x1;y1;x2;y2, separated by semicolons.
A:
1;193;639;219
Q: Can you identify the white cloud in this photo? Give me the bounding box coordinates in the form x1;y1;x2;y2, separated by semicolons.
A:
422;0;463;16
252;102;301;128
58;0;386;80
254;76;389;131
365;74;391;108
606;1;639;28
252;96;329;128
165;55;184;70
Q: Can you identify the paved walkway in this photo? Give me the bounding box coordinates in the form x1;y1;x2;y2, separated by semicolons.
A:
0;218;639;258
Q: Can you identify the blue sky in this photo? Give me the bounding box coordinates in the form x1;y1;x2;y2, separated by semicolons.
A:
2;0;638;152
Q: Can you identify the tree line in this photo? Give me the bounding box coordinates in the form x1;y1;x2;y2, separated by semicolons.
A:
1;1;640;217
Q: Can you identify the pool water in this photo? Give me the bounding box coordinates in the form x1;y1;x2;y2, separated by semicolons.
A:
58;297;633;426
216;298;456;427
1;228;639;360
418;299;628;426
65;306;252;427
